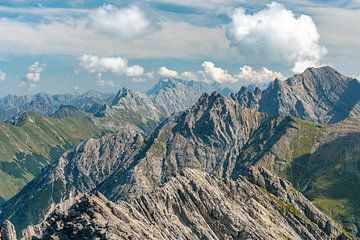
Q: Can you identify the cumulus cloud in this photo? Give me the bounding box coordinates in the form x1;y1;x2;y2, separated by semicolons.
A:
0;71;6;81
26;62;45;82
236;66;284;85
157;66;199;81
158;66;178;78
144;72;155;79
201;61;237;83
180;71;197;81
157;62;283;85
96;79;115;87
225;2;327;73
87;4;155;39
79;55;144;77
200;61;283;85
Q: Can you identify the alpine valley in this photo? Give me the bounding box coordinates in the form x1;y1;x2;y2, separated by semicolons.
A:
0;66;360;240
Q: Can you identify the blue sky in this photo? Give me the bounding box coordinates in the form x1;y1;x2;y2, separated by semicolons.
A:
0;0;359;96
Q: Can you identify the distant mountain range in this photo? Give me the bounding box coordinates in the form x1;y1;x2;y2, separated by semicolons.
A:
0;91;113;122
0;79;228;124
0;66;359;239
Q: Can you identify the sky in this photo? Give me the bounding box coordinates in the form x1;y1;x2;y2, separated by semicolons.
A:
0;0;359;96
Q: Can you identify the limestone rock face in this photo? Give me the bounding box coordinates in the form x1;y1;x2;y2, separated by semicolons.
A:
21;168;347;240
0;220;16;240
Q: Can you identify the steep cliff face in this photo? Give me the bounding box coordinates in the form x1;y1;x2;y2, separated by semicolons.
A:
21;168;348;240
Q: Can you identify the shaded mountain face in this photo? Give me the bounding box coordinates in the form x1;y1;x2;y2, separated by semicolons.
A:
21;168;347;240
235;66;360;123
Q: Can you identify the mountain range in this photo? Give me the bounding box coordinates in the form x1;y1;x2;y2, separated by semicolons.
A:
0;79;224;205
0;66;359;239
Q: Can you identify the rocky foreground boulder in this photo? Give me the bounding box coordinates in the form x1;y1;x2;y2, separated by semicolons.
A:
0;220;16;240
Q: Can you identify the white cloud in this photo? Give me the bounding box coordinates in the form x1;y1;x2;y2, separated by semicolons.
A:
236;65;284;85
201;61;237;83
144;72;155;79
0;71;6;81
79;55;144;77
180;71;197;81
87;4;155;39
126;65;145;77
158;66;203;81
157;62;283;85
26;62;45;82
158;66;178;78
200;61;284;85
0;18;236;60
96;79;115;87
225;2;327;73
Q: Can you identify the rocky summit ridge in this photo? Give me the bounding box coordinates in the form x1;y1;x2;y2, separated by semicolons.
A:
20;168;348;240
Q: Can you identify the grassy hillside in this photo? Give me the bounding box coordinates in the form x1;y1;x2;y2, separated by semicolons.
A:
0;108;102;202
257;116;360;236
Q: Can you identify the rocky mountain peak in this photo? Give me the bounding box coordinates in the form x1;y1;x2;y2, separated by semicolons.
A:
111;87;134;106
258;66;360;123
81;90;104;98
147;78;216;96
147;78;182;95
